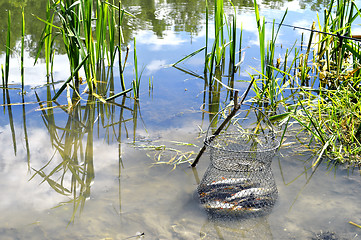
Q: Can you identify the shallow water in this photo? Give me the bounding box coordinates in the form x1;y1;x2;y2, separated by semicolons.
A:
1;0;361;239
1;120;361;239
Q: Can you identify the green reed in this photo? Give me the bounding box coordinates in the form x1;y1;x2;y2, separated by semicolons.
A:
252;0;288;110
65;1;83;88
107;1;116;68
227;2;237;84
41;0;55;78
315;0;359;80
264;0;361;166
4;11;11;88
21;8;25;93
174;0;240;91
35;0;136;102
299;22;315;85
204;0;209;74
254;0;265;76
289;85;361;165
214;0;225;66
132;37;141;99
117;2;127;91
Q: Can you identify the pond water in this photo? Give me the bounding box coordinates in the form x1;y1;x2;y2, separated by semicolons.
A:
1;0;361;239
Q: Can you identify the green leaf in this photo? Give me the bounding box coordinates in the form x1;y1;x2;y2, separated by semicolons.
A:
269;112;292;122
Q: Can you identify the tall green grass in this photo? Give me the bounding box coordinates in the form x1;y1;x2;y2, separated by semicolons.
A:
21;8;25;93
36;0;55;79
35;0;137;102
1;10;18;156
173;0;242;107
252;0;288;111
4;10;11;88
265;0;361;166
171;0;361;168
254;0;266;76
132;38;141;99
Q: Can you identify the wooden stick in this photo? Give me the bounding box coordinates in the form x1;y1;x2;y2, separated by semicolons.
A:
191;79;255;167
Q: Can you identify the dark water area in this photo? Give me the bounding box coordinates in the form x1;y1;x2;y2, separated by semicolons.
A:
1;0;361;239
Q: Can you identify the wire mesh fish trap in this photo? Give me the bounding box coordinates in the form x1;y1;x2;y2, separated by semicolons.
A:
197;108;280;219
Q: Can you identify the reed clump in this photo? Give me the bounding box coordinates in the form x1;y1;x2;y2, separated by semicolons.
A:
34;0;141;102
173;0;247;129
265;0;361;166
173;0;361;167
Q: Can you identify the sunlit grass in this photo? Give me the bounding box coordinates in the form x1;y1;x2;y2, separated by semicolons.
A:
33;0;138;102
248;0;361;166
3;10;11;89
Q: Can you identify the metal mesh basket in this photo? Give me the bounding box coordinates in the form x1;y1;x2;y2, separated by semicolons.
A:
206;132;279;172
197;107;280;219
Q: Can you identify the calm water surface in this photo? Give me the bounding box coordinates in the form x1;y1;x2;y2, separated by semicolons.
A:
1;0;361;239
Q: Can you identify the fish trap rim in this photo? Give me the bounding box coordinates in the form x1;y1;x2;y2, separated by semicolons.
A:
204;132;280;154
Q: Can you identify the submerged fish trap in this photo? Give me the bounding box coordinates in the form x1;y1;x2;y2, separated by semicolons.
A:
197;106;280;219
